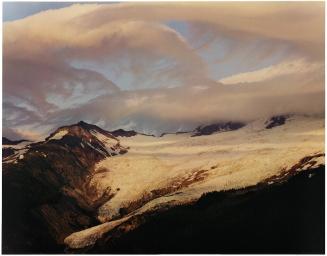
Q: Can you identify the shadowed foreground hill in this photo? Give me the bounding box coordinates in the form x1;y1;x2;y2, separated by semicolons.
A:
90;166;325;254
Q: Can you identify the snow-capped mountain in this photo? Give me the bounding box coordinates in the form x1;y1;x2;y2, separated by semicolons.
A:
2;115;325;253
45;120;128;157
2;121;128;166
2;121;128;253
64;115;324;249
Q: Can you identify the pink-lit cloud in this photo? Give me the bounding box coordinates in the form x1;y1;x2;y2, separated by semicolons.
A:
3;2;324;140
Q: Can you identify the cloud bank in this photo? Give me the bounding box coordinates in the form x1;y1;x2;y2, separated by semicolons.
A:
3;2;324;139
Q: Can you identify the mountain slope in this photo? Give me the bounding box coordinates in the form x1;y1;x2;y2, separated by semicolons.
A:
2;121;127;253
2;115;325;253
90;165;324;254
63;115;324;250
2;137;31;159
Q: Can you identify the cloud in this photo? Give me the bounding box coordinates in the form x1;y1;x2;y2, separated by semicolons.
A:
2;2;325;139
220;59;323;84
41;63;324;137
79;2;324;60
2;127;26;141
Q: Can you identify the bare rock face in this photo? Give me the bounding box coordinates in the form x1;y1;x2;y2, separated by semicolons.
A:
265;115;289;129
192;122;245;136
110;129;156;138
110;129;138;137
2;121;127;253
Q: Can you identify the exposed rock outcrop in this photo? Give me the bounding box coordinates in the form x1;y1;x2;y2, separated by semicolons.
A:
191;122;245;136
110;129;138;137
265;115;289;129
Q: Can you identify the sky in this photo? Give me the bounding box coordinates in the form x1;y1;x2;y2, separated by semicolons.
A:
3;2;325;140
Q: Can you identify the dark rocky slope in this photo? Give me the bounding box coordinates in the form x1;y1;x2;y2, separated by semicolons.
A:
89;166;324;254
2;147;16;158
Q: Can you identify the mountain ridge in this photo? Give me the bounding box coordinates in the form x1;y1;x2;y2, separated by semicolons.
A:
2;137;29;145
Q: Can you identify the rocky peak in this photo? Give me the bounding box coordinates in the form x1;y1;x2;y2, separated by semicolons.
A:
43;121;127;161
46;121;115;141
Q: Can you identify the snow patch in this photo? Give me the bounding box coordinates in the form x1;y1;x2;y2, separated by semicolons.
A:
86;142;107;156
48;129;68;140
2;141;31;150
3;148;28;163
90;130;120;154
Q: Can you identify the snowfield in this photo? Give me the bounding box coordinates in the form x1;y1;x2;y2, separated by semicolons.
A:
65;115;324;248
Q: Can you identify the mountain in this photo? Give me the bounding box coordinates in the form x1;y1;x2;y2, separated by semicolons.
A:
2;121;127;253
62;115;323;252
45;120;128;157
2;116;325;253
191;121;245;136
2;137;29;145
